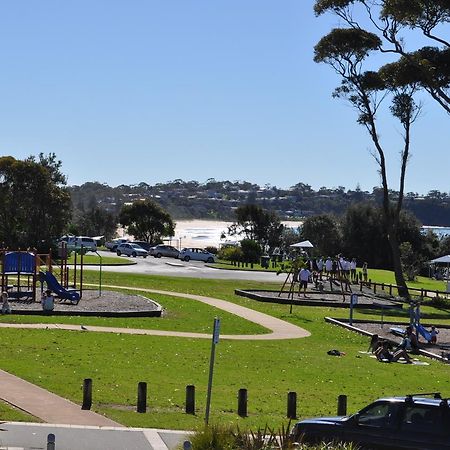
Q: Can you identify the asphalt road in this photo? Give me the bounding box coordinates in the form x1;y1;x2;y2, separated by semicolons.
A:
97;251;282;282
0;423;189;450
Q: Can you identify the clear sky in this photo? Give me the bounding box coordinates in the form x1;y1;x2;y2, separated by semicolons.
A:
0;1;448;194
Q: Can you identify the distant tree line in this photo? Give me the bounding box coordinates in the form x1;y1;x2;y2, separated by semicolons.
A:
68;180;450;227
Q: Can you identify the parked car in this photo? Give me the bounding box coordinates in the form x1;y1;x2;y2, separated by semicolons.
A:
131;241;153;251
291;395;450;449
60;235;97;253
178;247;216;263
148;244;180;259
105;238;128;252
116;243;148;258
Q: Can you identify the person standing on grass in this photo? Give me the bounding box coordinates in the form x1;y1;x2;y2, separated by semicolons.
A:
298;266;311;298
362;262;368;282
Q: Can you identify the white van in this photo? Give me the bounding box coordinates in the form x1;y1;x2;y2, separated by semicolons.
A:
60;235;97;252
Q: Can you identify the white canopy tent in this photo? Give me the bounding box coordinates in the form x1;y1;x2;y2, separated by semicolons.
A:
430;255;450;264
290;240;314;249
429;255;450;292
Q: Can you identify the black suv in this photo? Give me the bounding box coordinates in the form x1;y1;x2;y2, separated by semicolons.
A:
291;394;450;449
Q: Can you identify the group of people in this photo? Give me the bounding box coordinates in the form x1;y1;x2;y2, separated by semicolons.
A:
297;255;368;297
1;289;55;314
370;324;440;364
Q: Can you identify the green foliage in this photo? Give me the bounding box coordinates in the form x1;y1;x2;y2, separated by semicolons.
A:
240;239;263;263
205;246;219;255
228;205;284;251
119;198;175;243
0;154;71;250
399;241;422;281
314;0;450;113
218;246;244;262
71;204;117;240
300;215;341;257
314;28;381;64
185;423;356;449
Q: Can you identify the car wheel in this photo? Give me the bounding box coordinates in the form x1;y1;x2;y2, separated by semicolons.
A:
116;250;121;256
156;253;162;258
183;256;190;262
206;257;214;263
132;252;137;257
143;255;147;258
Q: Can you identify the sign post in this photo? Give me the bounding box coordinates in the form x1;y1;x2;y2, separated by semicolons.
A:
349;294;358;325
205;317;220;425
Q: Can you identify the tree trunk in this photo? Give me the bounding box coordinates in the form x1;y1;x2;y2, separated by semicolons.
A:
386;220;410;300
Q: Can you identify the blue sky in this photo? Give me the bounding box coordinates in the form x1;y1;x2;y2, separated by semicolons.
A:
0;1;448;194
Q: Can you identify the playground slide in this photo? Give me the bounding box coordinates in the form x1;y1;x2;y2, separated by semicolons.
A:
40;271;80;304
416;324;432;343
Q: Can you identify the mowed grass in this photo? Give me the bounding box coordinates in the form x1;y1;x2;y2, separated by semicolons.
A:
66;253;134;265
0;270;449;430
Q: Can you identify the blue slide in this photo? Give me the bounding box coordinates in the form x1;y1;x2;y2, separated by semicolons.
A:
40;271;80;303
416;324;432;343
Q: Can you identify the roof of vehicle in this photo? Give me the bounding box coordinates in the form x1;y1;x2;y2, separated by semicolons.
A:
355;395;449;410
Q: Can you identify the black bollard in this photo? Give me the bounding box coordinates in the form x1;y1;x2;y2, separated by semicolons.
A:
287;391;297;419
82;378;92;410
238;388;248;417
137;382;147;413
186;385;195;415
47;433;55;450
337;394;347;416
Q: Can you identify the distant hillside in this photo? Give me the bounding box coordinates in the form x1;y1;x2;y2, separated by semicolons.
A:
68;180;450;225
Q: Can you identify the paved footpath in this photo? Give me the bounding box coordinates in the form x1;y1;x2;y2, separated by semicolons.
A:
0;422;189;449
0;286;309;448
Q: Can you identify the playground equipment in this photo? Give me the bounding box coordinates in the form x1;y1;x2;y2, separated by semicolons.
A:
0;244;85;303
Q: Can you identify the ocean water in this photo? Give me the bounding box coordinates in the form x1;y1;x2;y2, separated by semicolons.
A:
421;226;450;239
167;219;303;249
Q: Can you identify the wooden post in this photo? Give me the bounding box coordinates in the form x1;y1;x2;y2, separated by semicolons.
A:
137;382;147;413
382;283;385;291
373;283;377;294
82;378;92;410
186;385;195;415
238;388;248;417
287;391;297;419
389;284;392;296
360;281;363;292
337;394;347;416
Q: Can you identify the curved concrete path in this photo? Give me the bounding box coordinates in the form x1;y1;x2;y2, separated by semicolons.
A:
0;285;309;429
0;285;310;340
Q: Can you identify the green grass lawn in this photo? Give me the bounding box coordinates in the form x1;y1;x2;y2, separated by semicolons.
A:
66;254;135;265
1;270;449;430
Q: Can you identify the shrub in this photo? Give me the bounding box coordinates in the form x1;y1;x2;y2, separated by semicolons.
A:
240;239;262;263
218;246;243;262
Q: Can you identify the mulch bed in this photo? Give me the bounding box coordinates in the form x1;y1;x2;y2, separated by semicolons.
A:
6;289;161;317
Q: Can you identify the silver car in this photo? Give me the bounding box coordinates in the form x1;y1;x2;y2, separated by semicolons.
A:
179;248;216;263
116;243;148;258
148;244;180;259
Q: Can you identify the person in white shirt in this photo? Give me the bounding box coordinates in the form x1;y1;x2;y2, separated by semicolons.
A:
298;267;312;298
